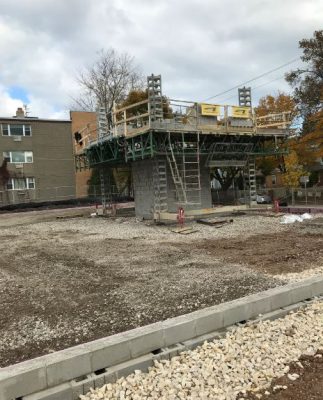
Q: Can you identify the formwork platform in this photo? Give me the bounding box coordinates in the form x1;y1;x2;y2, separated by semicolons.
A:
75;75;292;219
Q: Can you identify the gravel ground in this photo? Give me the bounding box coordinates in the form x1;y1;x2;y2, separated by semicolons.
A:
81;301;323;400
0;211;322;367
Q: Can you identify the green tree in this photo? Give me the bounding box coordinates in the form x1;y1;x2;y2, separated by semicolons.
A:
285;30;323;134
284;30;323;170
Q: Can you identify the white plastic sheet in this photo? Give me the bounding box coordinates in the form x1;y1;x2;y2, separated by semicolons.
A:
280;213;313;224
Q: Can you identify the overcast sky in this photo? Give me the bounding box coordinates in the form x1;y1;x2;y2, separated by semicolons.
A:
0;0;321;118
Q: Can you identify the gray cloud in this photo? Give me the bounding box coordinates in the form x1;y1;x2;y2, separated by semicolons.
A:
0;0;321;117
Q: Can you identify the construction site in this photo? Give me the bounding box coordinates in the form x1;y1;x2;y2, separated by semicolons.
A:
0;76;323;400
75;75;292;221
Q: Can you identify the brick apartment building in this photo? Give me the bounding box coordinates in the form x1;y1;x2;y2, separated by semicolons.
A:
70;111;97;198
0;108;76;205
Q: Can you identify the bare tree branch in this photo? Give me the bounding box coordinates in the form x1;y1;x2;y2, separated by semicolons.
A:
72;49;145;129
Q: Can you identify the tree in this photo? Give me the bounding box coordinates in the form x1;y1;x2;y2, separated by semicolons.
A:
112;167;132;196
211;167;241;191
118;89;148;121
284;31;323;168
73;49;144;130
210;94;294;191
285;30;323;134
289;110;323;166
281;150;305;188
257;156;277;178
255;92;296;118
254;93;296;179
120;89;147;108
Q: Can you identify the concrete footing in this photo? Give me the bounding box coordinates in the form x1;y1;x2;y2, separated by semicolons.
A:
1;276;323;400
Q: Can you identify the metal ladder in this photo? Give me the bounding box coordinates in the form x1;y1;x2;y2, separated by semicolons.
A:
153;158;168;214
166;133;202;206
182;134;201;205
97;104;110;212
247;158;257;206
166;133;187;204
99;168;107;212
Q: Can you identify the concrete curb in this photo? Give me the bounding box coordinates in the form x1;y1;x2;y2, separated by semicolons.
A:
1;276;323;400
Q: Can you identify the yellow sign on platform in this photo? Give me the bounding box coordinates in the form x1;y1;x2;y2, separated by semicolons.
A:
201;103;221;116
231;106;251;118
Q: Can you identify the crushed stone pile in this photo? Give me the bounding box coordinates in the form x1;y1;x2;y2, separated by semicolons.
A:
81;301;323;400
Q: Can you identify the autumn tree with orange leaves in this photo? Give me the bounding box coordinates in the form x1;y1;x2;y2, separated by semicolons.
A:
281;150;306;188
254;93;295;178
254;92;296;118
289;110;323;168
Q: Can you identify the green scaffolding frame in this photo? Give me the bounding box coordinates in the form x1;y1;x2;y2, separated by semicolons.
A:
75;130;288;171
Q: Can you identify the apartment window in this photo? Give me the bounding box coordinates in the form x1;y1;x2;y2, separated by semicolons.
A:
24;125;31;136
1;124;32;136
2;125;9;135
25;151;33;162
27;177;35;189
3;152;10;162
3;151;33;163
6;177;35;190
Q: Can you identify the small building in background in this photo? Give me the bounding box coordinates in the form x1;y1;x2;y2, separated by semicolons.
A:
0;108;75;206
70;111;97;198
265;168;284;189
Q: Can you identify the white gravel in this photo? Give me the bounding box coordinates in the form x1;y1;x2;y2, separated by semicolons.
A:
20;215;293;242
19;212;323;244
275;268;323;282
0;316;94;353
81;301;323;400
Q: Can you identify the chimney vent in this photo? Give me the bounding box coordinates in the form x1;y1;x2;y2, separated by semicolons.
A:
15;107;25;118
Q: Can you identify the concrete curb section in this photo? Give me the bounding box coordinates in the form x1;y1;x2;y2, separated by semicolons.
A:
1;276;323;400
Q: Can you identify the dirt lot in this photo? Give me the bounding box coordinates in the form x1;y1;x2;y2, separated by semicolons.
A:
0;209;322;367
